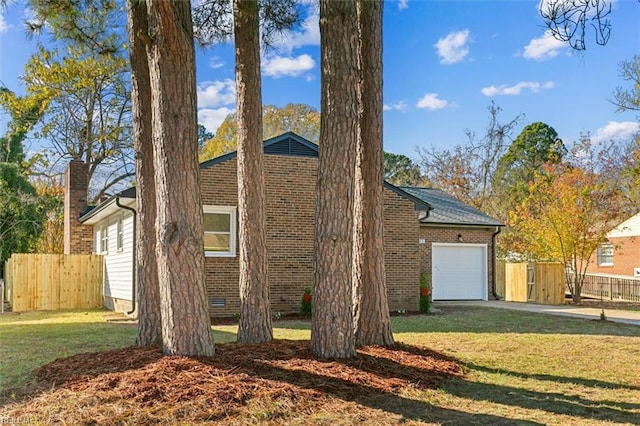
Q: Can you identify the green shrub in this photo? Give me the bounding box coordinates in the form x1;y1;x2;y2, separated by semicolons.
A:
419;272;431;313
301;287;312;316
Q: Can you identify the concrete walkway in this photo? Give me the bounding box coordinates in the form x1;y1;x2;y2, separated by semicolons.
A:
434;300;640;326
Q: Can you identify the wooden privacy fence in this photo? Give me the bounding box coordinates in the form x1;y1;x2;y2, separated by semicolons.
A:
496;261;565;305
4;253;104;312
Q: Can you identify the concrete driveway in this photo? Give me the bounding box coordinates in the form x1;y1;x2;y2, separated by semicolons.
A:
434;300;640;326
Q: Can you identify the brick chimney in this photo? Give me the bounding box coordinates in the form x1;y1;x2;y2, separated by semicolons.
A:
63;161;93;254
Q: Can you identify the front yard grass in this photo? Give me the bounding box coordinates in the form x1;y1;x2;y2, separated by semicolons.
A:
1;306;639;424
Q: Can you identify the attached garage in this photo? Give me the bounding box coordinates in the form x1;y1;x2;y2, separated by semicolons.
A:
402;185;503;302
432;243;488;300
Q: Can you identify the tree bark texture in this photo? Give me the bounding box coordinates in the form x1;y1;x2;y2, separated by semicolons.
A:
234;0;272;344
126;0;162;348
311;0;359;359
353;0;394;347
146;0;215;357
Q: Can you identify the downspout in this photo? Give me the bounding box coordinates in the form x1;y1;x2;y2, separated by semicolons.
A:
491;226;501;300
115;197;137;316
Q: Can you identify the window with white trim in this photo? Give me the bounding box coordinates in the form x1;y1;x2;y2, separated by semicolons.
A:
203;205;236;257
116;219;124;252
100;225;109;254
597;243;614;266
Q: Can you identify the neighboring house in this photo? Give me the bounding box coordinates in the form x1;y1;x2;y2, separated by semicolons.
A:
64;132;503;316
587;213;640;277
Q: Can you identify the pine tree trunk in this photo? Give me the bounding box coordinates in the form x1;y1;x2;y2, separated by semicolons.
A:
146;0;214;357
234;0;272;344
126;0;162;348
311;0;359;359
353;0;394;347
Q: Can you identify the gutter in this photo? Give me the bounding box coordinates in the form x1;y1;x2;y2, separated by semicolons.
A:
491;226;502;300
115;197;137;316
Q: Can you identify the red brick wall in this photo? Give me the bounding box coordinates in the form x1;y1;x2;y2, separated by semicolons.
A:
586;236;640;276
63;161;94;254
418;226;498;299
200;154;421;317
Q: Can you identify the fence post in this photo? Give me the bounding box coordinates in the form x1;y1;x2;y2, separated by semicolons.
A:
1;278;3;314
609;277;613;301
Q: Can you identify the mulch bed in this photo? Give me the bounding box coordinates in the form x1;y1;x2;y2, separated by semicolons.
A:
2;340;463;424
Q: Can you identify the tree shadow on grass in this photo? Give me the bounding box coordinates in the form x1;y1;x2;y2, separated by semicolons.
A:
237;353;541;425
441;378;640;424
353;344;640;424
392;307;640;337
468;363;640;393
236;341;638;425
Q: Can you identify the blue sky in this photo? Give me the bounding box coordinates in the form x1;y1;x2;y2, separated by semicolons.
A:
1;0;639;160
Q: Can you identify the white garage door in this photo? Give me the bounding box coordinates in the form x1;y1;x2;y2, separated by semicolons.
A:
432;243;488;300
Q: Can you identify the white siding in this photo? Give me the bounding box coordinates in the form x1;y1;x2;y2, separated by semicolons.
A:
608;213;640;238
94;212;134;301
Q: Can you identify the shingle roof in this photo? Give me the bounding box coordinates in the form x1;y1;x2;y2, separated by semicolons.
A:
400;186;503;227
80;133;432;221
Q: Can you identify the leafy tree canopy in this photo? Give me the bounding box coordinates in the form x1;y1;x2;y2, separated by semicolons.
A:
199;103;320;161
0;163;45;268
493;121;566;201
506;137;626;302
383;152;427;187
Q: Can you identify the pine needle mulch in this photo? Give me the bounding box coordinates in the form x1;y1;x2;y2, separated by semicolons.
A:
2;339;463;424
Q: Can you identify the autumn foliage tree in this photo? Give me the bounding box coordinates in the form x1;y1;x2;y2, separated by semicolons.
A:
508;138;626;303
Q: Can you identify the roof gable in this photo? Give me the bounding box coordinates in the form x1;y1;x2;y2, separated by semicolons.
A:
80;133;431;221
401;186;503;227
200;132;318;168
608;213;640;238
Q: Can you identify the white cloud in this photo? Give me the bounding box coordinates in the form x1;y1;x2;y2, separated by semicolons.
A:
384;100;408;111
416;93;450;110
262;54;315;78
208;56;224;69
433;29;470;64
398;0;409;11
271;8;320;53
196;79;236;108
198;107;235;134
481;81;554;96
0;13;8;34
523;30;567;61
592;121;640;143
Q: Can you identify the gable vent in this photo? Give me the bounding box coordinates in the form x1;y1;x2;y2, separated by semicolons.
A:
264;137;317;157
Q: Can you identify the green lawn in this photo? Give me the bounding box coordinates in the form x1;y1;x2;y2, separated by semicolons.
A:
1;306;639;424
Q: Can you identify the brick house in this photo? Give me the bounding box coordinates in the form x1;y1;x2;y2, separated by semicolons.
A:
586;213;640;277
66;133;502;316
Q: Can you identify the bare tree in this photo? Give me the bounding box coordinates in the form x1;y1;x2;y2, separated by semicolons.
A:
540;0;612;50
417;102;523;213
612;55;640;114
